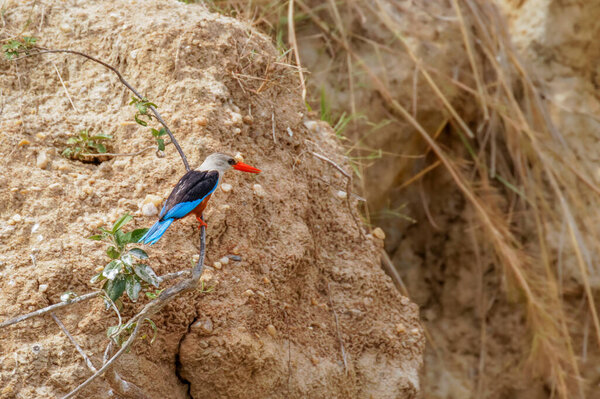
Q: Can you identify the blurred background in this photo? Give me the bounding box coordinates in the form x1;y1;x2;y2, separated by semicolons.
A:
200;0;600;398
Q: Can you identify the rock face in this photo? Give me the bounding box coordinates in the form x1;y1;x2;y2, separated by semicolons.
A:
0;1;423;398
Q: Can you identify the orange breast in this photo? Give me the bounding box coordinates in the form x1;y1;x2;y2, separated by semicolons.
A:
190;194;212;217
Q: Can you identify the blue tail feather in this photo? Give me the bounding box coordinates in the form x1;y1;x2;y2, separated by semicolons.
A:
139;219;174;245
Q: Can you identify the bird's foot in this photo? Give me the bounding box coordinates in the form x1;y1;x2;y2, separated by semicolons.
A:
196;216;207;229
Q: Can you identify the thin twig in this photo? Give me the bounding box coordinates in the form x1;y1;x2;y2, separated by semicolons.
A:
327;283;348;374
13;47;190;171
52;61;79;112
0;291;101;329
271;111;278;144
288;0;306;101
52;313;97;373
311;152;364;238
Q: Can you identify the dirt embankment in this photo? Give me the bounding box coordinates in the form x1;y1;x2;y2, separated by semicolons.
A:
0;1;423;398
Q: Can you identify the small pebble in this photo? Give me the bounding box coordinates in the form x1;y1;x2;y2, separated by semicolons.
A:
38;284;48;293
311;298;319;306
143;194;163;207
192;254;200;263
192;318;213;334
141;202;158;217
195;116;208;126
18;139;30;147
229;255;242;261
213;261;222;270
31;223;40;233
219;204;230;211
410;328;420;336
36;133;46;139
396;323;406;334
234;153;244;163
336;190;347;199
219;256;229;265
231;246;240;255
243;115;254;125
243;289;254;297
263;277;271;284
59;23;72;33
230;112;243;125
95;266;104;272
11;214;22;224
310;356;319;366
220;183;232;193
253;184;266;198
233;128;242;134
372;227;386;240
15;119;23;126
267;324;277;338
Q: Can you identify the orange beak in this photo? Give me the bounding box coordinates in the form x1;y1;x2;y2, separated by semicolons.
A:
233;161;261;173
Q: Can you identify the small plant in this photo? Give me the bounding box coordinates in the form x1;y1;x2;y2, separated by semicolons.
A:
129;96;156;127
2;36;37;60
88;214;156;306
61;129;113;160
129;97;168;151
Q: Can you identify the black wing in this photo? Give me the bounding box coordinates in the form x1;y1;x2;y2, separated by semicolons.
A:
159;170;219;220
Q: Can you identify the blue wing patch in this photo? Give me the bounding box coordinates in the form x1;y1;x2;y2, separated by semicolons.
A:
161;180;218;220
162;198;204;219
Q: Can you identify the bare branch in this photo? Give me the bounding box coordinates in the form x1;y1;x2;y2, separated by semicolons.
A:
13;47;190;172
157;269;191;284
311;152;364;238
52;313;98;373
0;291;101;329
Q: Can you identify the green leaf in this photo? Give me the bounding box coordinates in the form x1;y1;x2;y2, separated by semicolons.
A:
157;128;167;137
104;274;126;302
66;137;79;145
157;139;165;151
102;260;122;280
23;36;37;45
79;130;89;140
134;264;160;288
129;228;149;243
90;272;106;284
112;214;133;234
61;148;73;158
128;248;148;259
114;229;127;248
121;252;133;267
145;291;158;299
95;143;107;153
151;128;160;137
134;114;148;126
145;318;158;344
106;246;120;259
88;234;104;241
136;102;148;114
125;275;142;302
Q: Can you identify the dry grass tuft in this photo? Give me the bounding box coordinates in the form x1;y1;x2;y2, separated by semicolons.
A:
206;0;599;397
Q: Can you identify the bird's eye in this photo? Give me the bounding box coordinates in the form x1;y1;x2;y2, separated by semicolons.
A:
228;158;236;165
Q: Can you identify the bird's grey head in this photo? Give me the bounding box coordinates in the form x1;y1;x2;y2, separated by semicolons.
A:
198;152;237;173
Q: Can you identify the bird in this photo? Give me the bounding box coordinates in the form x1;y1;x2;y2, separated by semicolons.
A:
139;152;261;245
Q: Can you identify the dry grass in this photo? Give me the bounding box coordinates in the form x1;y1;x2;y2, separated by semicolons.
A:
205;0;599;397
